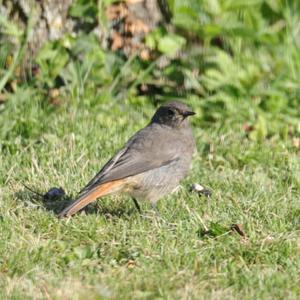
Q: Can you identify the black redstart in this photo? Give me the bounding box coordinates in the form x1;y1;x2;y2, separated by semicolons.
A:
59;101;195;217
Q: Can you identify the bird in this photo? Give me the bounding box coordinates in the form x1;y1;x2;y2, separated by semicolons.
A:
58;101;195;218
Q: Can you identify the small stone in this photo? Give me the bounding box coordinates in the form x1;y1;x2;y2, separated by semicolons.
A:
190;183;212;198
43;187;66;201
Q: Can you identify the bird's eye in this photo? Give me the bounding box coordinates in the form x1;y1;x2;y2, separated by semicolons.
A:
167;109;174;116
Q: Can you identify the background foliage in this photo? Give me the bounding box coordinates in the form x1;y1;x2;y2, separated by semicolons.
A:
0;0;299;299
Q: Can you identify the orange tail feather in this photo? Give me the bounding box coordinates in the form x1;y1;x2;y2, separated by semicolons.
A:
58;179;125;218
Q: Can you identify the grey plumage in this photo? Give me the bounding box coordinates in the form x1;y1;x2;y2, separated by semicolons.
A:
59;101;195;217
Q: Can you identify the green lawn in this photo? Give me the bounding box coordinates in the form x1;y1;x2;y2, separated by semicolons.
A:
0;88;299;299
1;0;300;299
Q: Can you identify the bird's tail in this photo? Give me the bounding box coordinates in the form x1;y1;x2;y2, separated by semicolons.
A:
58;179;126;218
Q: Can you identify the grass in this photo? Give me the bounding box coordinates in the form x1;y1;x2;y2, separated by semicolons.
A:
0;87;299;299
1;0;300;299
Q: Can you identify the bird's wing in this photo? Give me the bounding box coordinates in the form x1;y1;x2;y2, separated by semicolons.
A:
78;123;179;197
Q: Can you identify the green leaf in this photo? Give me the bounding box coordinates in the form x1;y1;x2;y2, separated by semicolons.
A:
202;24;222;36
69;0;98;23
158;34;186;56
36;41;69;86
198;222;229;238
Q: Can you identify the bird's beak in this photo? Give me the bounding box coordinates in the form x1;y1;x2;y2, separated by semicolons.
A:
182;111;196;117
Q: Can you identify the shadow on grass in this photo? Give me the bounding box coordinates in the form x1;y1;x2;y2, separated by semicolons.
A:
15;187;137;218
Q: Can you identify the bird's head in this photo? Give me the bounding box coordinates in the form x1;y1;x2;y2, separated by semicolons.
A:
151;101;195;128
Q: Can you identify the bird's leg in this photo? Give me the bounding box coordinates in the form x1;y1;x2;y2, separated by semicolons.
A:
151;202;160;216
131;198;141;213
151;202;168;223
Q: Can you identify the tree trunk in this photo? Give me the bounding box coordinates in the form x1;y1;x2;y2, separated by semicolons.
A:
1;0;74;56
0;0;170;62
